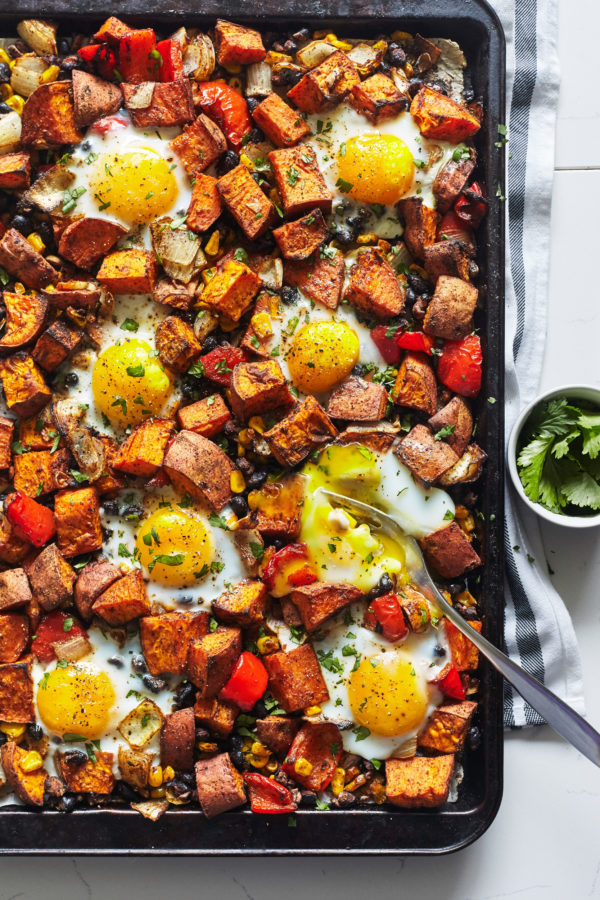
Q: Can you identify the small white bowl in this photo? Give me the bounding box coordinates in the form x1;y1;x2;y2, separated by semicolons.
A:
507;383;600;528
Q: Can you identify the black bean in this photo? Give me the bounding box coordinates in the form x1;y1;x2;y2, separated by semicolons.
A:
121;503;143;520
252;699;268;719
281;285;298;306
270;537;285;551
11;213;32;235
216;150;240;177
230;734;244;752
367;573;394;601
330;224;353;246
202;334;219;353
179;595;194;605
168;778;190;797
60;55;82;73
229;495;249;518
0;62;10;84
37;220;55;250
26;723;44;741
63;749;88;766
246;127;263;145
235;457;255;476
60;794;78;813
433;645;446;658
282;39;298;54
405;286;417;306
59;39;72;55
408;78;425;98
378;62;392;77
179;771;195;787
142;674;166;694
230;748;245;769
64;372;79;386
273;67;298;86
102;499;119;517
468;725;481;750
300;790;317;808
407;272;430;294
131;653;148;675
174;681;196;709
195;726;210;742
387;43;406;67
292;27;311;42
334;790;355;807
246;97;260;113
115;781;138;802
352;363;368;377
246;469;268;489
107;655;124;668
0;102;12;115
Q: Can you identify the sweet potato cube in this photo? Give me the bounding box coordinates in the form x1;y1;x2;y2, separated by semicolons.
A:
264;395;337;467
217;164;276;240
395;424;458;486
212;579;268;626
21;82;83;147
433;153;476;213
187;173;222;233
423;239;474;282
71;70;122;127
199;259;261;322
54;486;103;558
269;146;332;217
0;515;30;566
291;582;362;633
247;475;304;540
97;249;157;295
32;320;82;372
283;249;345;310
92;569;150;625
0;614;28;664
0;290;48;353
397;197;438;262
0;229;58;291
1;741;46;805
56;750;115;794
327;376;388;421
155;317;202;375
122;80;195;127
252;93;311;147
349;73;406;122
256;716;301;757
230;359;293;421
177;394;231;438
241;290;281;357
423;275;478;340
92;436;126;498
215;20;266;65
94;16;133;44
442;619;483;671
263;643;329;713
164;430;235;511
0;417;14;469
113;418;175;477
160;707;195;771
385;754;455;807
410;86;481;142
419;522;481;579
194;696;237;738
287;50;360;113
273;209;328;260
282;722;341;790
0;660;34;722
187;628;242;697
428;396;473;457
171;114;227;177
393;351;438;415
0;569;33;613
418;700;477;753
74;559;121;620
140;611;210;675
18;406;57;451
26;543;76;612
42;282;101;310
0;353;51;418
0;152;31;190
398;584;431;633
58;217;127;270
195;752;246;818
343;247;406;320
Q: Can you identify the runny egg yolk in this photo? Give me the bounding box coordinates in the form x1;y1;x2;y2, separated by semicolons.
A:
136;506;215;587
337;134;415;205
348;653;428;736
89;149;178;225
36;665;115;739
92;338;172;428
287;320;359;393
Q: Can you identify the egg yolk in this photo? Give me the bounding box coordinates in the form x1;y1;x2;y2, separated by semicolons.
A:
287;320;359;393
136;506;216;587
348;653;428;736
36;665;115;739
337;134;415;205
90;149;178;225
92;339;172;428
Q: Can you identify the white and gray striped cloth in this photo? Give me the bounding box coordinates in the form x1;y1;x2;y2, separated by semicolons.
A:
490;0;585;727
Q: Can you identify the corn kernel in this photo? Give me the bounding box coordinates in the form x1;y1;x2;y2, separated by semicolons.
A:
201;267;216;285
266;51;291;66
150;786;166;799
370;780;386;804
294;757;313;777
345;774;367;792
247;490;259;510
26;233;45;254
230;470;246;493
204;231;220;255
13;282;26;294
357;233;378;245
251;741;268;756
304;705;321;717
6;95;24;115
392;30;413;41
250;312;273;339
162;765;175;783
265;759;278;773
197;741;218;753
0;723;26;740
20;750;43;773
404;61;414;78
0;49;10;65
40;65;60;85
257;634;280;655
239;153;253;170
330;767;346;797
238;428;253;448
148;766;163;788
224;63;242;75
236;443;246;458
0;84;13;100
247;753;269;768
326;34;352;52
269;187;281;207
247;416;265;435
373;40;388;53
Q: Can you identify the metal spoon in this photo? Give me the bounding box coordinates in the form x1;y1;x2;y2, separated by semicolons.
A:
317;487;600;767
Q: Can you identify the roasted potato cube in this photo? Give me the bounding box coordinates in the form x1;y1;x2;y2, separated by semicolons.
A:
283;249;345;310
349;73;406;122
0;660;34;723
1;741;46;805
160;707;195;771
194;696;238;739
187;173;223;233
410;86;481;142
397;197;438;262
287;50;360;113
118;745;152;796
58;218;127;270
433;153;476;213
113;418;175;477
0;614;29;664
155;316;202;375
0;229;58;291
273;209;328;260
418;700;477;753
385;754;455;807
423;275;478;340
0;569;33;613
230;359;293;421
215;19;266;65
187;628;242;697
0;352;51;418
252;93;311;147
177;394;231;438
269;146;332;217
246;474;304;541
344;247;406;319
419;522;481;578
171;114;227;177
54;486;103;558
217;164;276;240
92;569;150;625
56;750;115;794
264;395;337;467
423;239;474;282
153;276;198;311
428;396;473;457
74;559;121;621
199;259;261;322
327;376;388;421
164;430;235;511
291;582;362;633
0;416;14;469
71;70;122;127
0;152;31;190
195;752;246;818
122;80;195;127
32;320;82;372
443;619;482;671
97;249;157;295
256;716;301;757
212;579;268;626
13;448;73;498
393;351;437;415
438;443;487;486
26;543;76;612
21;81;83;147
395;424;459;486
263;643;329;713
398;584;431;633
140;611;209;675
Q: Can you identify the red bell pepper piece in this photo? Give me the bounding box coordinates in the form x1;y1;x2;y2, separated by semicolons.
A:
31;611;88;664
395;330;435;355
283;724;342;791
219;651;268;712
370;324;402;364
156;39;184;82
430;663;466;701
118;29;159;84
77;44;117;81
6;491;56;548
244;773;297;814
262;543;310;591
286;565;318;588
437;334;482;397
194;81;252;150
197;345;249;386
436;210;474;244
90;115;128;135
364;593;408;643
454;181;487;229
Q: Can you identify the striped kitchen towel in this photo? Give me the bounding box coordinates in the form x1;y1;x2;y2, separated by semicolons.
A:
489;0;585;727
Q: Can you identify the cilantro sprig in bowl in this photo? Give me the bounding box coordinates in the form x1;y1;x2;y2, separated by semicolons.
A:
507;385;600;526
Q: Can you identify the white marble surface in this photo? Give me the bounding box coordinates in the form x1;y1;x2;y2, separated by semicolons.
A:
2;3;600;897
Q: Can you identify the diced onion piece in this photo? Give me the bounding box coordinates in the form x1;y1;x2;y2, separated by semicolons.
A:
183;34;215;81
346;42;384;76
0;111;22;156
256;256;283;290
391;735;418;759
23;164;76;213
169;26;188;48
131;800;169;821
150;220;207;284
246;61;272;97
296;40;336;68
50;634;92;662
125;81;155;109
17;19;58;56
193;308;219;342
118;699;164;750
10;54;46;98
